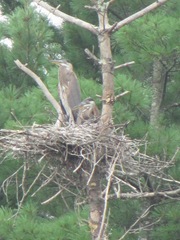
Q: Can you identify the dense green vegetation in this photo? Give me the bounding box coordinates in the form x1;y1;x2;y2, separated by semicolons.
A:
0;0;179;239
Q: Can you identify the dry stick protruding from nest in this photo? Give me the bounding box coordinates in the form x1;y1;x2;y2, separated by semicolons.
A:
19;164;46;206
31;170;57;197
0;125;179;208
2;162;47;218
2;164;24;203
118;204;159;240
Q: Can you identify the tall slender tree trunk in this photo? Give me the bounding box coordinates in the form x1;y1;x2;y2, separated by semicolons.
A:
88;167;106;240
150;58;166;127
87;3;115;240
97;4;114;125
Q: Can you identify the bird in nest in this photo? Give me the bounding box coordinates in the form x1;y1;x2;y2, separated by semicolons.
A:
51;59;99;125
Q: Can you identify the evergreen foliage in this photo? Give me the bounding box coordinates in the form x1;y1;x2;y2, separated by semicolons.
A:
112;8;180;124
150;202;180;240
114;74;151;127
0;0;61;90
60;23;98;78
108;199;142;240
0;203;91;240
0;0;22;14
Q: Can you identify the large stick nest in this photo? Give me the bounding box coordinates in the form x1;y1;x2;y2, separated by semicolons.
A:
0;123;172;176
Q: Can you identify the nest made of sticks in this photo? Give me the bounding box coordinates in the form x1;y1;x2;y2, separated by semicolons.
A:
0;123;173;177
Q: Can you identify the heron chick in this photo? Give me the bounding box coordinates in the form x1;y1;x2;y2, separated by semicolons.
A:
75;97;100;124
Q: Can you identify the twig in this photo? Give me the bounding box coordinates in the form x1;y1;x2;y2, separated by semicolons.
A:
109;188;180;200
2;164;24;202
21;163;27;198
115;91;130;100
84;5;97;11
87;153;104;185
113;176;139;193
73;159;85;173
84;48;100;65
41;188;64;205
11;111;25;129
118;204;155;240
19;164;47;205
41;183;77;204
129;217;161;234
98;155;118;239
164;102;180;111
114;61;135;70
31;168;56;197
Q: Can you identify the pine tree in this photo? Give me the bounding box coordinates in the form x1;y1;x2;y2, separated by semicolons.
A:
0;0;63;128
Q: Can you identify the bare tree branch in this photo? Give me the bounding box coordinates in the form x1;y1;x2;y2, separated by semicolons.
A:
118;204;156;240
33;0;98;35
109;188;180;200
115;91;130;101
98;155;118;239
41;188;64;205
84;48;100;65
114;61;135;70
14;60;63;120
164;102;180;111
112;0;170;32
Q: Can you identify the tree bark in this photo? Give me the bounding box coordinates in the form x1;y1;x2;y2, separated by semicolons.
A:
150;59;166;126
88;168;106;240
97;3;114;126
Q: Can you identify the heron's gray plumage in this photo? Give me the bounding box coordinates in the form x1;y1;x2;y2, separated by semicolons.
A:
59;63;81;110
51;60;81;123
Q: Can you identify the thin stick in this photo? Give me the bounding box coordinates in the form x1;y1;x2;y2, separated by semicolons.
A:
114;61;135;69
115;91;130;100
41;188;63;205
84;48;100;65
98;156;118;239
118;204;155;240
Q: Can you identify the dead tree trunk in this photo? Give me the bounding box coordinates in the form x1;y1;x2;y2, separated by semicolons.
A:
88;168;106;240
86;3;115;239
97;5;114;126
